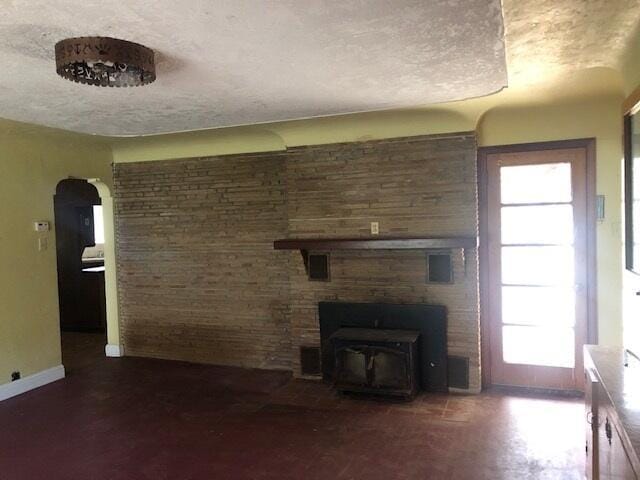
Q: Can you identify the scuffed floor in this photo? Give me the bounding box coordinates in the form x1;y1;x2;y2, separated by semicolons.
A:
0;334;584;479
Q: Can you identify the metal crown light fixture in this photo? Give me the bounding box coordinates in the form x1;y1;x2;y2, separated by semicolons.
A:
54;36;156;87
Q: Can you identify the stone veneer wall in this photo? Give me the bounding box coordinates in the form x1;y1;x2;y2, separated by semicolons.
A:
113;133;481;391
113;153;291;369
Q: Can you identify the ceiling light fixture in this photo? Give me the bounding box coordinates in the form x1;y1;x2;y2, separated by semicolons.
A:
54;36;155;87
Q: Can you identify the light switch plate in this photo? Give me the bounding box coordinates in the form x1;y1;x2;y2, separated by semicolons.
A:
370;222;379;235
596;195;605;221
38;237;48;251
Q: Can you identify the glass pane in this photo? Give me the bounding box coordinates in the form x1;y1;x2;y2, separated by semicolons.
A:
502;246;574;286
338;350;367;385
502;286;575;327
501;163;572;204
503;325;574;368
501;205;573;245
633;198;640;258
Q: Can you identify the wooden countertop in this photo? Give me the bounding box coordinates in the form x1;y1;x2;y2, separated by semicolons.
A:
82;265;105;273
585;345;640;471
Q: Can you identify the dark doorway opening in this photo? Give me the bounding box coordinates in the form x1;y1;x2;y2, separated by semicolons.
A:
54;179;107;369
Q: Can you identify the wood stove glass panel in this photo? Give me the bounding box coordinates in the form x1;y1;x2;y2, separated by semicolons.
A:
372;349;407;389
336;347;367;385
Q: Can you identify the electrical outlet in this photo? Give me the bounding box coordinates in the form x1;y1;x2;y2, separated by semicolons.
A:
11;371;20;382
34;221;50;232
38;237;48;251
370;222;379;235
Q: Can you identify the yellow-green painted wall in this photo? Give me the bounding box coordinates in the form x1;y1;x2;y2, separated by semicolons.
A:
0;121;112;387
110;107;481;163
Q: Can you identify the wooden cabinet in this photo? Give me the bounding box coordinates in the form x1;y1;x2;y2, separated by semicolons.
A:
586;368;600;479
598;406;637;479
585;356;639;479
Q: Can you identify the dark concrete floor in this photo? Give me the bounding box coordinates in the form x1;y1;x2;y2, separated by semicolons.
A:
0;333;585;479
61;331;107;371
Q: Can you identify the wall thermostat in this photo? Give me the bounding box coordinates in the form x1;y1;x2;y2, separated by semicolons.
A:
34;221;50;232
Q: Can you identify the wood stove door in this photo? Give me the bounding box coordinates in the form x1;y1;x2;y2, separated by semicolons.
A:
334;344;413;393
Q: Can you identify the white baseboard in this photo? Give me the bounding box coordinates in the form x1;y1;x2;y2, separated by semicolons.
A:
105;344;124;357
0;365;65;402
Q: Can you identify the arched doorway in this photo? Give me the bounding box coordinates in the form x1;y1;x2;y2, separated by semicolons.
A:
53;178;121;369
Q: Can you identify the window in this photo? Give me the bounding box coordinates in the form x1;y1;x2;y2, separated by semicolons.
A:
93;205;105;244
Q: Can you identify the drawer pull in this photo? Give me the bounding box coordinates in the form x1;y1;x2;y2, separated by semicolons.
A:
586;411;601;427
605;417;612;445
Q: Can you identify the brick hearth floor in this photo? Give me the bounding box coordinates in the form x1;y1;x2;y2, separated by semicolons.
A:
0;334;584;479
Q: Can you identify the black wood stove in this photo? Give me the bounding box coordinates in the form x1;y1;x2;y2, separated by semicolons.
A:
330;328;420;398
319;302;448;393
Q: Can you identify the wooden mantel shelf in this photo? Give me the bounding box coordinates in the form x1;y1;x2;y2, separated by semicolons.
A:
274;236;477;279
273;236;477;251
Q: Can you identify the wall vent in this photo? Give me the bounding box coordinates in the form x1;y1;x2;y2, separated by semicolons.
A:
300;346;322;375
447;355;469;389
308;253;330;281
426;252;453;284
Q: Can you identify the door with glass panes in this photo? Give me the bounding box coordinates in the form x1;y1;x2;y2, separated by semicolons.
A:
485;147;589;390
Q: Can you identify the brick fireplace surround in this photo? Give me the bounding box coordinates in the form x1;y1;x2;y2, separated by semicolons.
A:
113;133;481;392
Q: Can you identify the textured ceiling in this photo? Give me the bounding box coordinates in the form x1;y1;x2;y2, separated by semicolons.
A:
503;0;640;86
0;0;507;136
